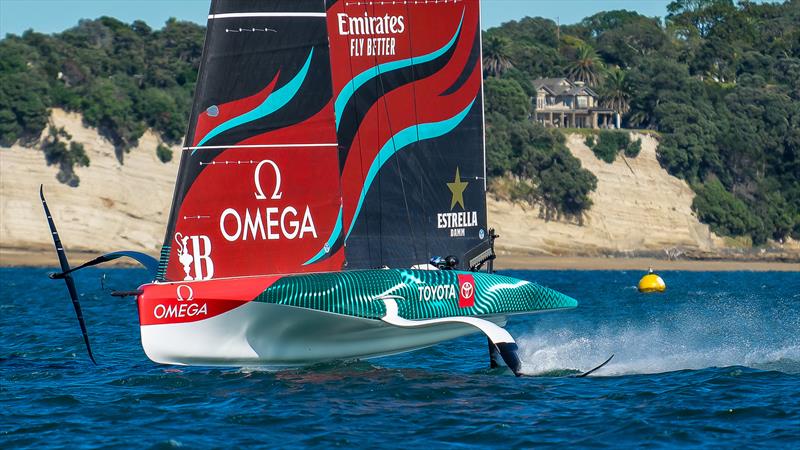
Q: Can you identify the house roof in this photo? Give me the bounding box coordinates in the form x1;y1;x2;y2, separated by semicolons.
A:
565;85;598;97
533;77;597;98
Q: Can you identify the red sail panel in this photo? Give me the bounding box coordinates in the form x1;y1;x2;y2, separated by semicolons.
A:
159;0;345;281
325;0;487;270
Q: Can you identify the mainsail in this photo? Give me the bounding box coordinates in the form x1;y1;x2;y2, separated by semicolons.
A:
159;0;487;281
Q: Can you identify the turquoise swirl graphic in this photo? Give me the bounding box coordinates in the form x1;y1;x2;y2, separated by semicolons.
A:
194;48;315;150
334;10;464;130
302;205;343;266
254;269;577;320
345;97;476;240
303;97;477;266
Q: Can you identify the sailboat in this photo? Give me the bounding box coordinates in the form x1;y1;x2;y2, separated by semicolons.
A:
43;0;603;376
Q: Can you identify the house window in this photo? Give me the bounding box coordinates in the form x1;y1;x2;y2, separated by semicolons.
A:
537;97;544;109
577;96;588;108
564;97;572;108
546;96;555;105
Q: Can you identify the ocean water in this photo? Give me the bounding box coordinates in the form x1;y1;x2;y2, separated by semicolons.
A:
1;267;798;448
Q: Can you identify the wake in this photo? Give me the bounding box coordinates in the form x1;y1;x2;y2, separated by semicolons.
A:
518;326;799;376
516;298;800;376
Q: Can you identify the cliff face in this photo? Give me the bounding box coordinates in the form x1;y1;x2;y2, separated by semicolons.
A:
0;109;179;264
0;113;756;264
489;133;726;257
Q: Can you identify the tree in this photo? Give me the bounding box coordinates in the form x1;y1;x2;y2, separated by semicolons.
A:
482;34;514;77
501;121;597;222
484;77;529;121
666;0;736;38
566;44;604;86
579;10;650;38
692;178;761;241
596;17;670;68
600;67;631;126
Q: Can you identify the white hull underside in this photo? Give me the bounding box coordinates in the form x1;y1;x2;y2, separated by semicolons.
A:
141;302;507;367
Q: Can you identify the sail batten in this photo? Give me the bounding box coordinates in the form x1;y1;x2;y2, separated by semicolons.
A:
183;143;339;150
209;13;328;19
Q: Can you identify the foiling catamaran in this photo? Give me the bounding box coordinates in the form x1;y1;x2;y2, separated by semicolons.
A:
43;0;611;376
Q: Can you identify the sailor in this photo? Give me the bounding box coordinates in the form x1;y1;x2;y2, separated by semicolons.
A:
429;255;459;270
444;255;459;270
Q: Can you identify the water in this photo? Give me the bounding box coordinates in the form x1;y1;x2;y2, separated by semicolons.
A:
2;268;798;448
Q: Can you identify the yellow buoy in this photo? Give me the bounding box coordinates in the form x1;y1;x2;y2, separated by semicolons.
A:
638;268;666;293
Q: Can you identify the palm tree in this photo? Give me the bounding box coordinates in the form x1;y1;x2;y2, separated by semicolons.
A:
482;35;513;78
567;44;604;86
600;67;631;128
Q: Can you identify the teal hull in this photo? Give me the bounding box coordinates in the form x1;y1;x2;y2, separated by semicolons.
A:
254;269;578;321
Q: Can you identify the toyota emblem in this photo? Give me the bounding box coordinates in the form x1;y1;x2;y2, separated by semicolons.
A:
460;281;474;299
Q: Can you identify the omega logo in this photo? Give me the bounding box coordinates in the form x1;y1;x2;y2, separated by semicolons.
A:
254;159;282;200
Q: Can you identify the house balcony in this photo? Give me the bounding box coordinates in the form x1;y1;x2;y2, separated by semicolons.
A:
533;107;619;129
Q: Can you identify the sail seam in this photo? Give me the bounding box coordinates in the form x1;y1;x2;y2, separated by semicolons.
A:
208;13;327;19
183;143;338;150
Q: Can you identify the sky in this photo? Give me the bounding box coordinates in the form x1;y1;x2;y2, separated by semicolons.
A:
0;0;675;37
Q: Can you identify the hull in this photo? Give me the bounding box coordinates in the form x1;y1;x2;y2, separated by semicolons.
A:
136;269;577;367
141;302;506;366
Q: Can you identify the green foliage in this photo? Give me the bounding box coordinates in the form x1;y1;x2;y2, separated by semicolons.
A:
586;131;640;163
41;126;90;186
2;4;798;242
482;34;514;78
251;1;800;237
624;138;642;158
0;37;52;145
599;67;631;115
692;178;761;241
156;143;173;163
484;78;529;121
485;109;598;221
0;18;200;150
566;44;604;86
81;77;145;150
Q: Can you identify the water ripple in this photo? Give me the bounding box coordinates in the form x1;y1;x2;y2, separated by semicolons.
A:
2;268;799;448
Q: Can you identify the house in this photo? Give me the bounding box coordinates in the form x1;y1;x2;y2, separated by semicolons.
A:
531;78;618;129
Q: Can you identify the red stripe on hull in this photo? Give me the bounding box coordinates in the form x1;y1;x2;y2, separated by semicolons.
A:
138;276;280;326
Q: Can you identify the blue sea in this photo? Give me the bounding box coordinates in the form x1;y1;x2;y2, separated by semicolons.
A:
2;268;798;448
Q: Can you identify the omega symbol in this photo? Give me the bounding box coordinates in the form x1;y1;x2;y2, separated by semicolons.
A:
176;285;194;302
254;159;282;200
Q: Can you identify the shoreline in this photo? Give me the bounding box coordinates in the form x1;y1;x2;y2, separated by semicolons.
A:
493;255;798;272
2;248;796;272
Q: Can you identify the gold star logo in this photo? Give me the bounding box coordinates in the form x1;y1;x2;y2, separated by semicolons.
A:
447;167;469;210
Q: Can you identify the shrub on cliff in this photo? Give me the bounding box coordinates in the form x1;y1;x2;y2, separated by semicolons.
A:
586;131;641;163
156;143;173;163
41;126;90;187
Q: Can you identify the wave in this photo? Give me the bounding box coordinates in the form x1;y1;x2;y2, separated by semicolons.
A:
516;297;800;376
